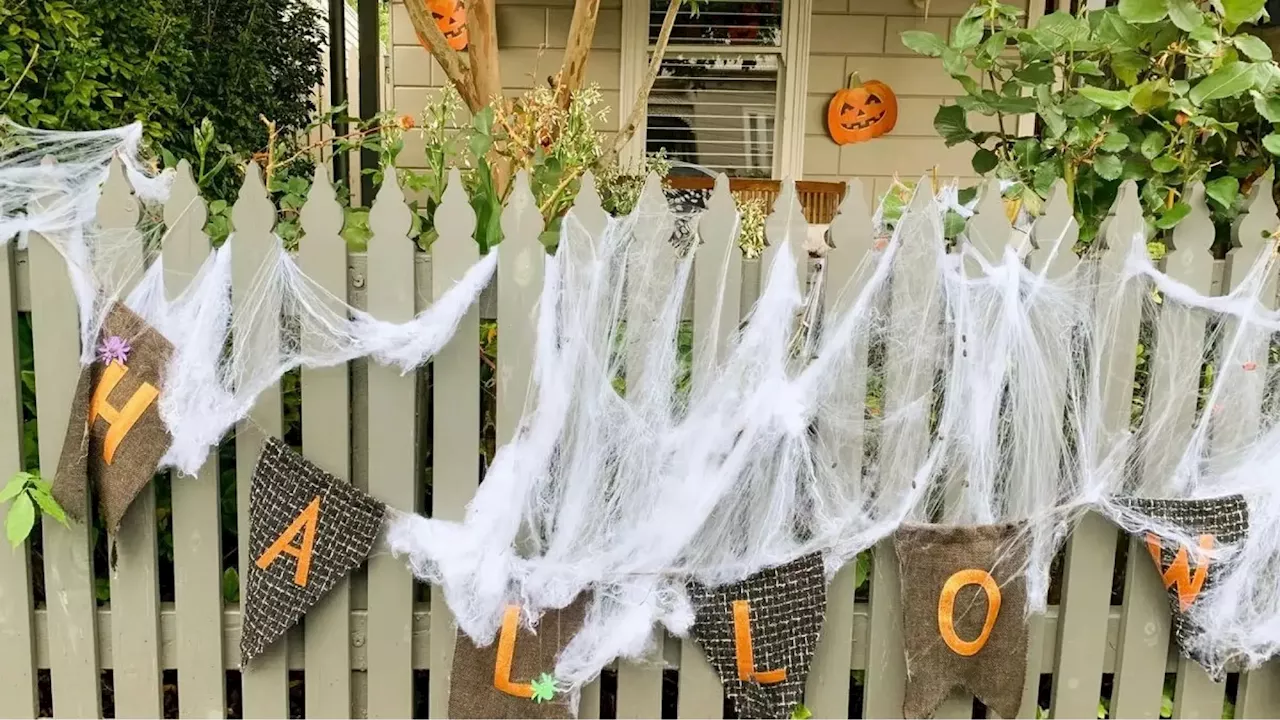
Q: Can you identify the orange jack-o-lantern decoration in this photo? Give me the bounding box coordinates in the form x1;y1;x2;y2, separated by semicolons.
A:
826;74;897;145
417;0;468;52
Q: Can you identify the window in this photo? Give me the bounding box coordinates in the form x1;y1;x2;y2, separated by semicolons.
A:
644;0;783;178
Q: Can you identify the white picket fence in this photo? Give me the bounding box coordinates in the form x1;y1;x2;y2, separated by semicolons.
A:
2;158;1280;719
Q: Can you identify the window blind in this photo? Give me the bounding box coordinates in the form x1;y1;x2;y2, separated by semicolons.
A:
648;0;783;48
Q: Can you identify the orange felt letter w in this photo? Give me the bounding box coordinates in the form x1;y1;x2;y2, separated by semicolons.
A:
256;496;321;587
1146;533;1214;611
732;600;787;684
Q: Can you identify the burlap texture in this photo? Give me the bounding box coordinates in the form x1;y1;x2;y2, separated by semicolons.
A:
52;302;173;534
895;522;1029;720
1117;495;1249;677
449;594;590;719
240;437;385;664
687;553;827;719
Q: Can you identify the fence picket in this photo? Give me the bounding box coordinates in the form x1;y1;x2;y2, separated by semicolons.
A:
364;168;417;718
29;159;103;719
1220;171;1280;720
97;156;164;719
762;179;808;293
1015;180;1081;720
0;178;37;720
298;165;354;717
1051;181;1145;719
805;179;874;719
428;169;481;718
162;159;228;719
863;185;944;719
231;161;289;717
496;170;543;449
615;174;678;720
676;174;741;720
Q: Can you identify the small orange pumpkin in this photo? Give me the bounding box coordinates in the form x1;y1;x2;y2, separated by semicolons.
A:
417;0;468;52
826;74;897;145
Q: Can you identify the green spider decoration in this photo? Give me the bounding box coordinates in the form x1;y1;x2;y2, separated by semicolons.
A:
531;673;557;703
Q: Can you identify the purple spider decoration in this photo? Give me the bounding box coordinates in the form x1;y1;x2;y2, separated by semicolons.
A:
98;335;131;365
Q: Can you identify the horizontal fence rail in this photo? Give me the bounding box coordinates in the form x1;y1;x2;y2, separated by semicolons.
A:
2;160;1280;720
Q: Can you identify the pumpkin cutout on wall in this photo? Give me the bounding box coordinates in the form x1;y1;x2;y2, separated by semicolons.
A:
827;74;897;145
416;0;469;52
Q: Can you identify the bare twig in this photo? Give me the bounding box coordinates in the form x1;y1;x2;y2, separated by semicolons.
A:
404;0;481;111
1;45;39;114
603;0;680;166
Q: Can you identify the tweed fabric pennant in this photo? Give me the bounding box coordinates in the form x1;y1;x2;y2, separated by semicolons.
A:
1117;495;1249;676
895;522;1029;720
240;437;386;664
449;594;590;719
53;302;173;534
687;553;827;719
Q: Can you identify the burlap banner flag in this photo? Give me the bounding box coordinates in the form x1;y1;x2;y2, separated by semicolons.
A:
449;594;590;719
53;302;174;534
894;523;1029;720
241;437;386;664
1118;495;1249;677
687;553;827;719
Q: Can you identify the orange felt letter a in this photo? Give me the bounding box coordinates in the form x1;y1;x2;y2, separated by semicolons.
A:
256;496;321;587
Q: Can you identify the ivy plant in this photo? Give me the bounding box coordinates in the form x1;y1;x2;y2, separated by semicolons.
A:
1;470;67;548
903;0;1278;243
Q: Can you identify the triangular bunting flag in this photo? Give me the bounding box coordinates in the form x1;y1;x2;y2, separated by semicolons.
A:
53;302;174;534
1117;495;1249;677
688;552;827;719
449;594;590;719
895;523;1028;719
240;437;386;664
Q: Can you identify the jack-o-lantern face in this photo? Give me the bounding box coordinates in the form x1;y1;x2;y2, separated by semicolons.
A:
827;76;897;145
423;0;468;51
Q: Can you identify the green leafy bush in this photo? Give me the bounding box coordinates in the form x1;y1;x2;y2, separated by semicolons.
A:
903;0;1278;242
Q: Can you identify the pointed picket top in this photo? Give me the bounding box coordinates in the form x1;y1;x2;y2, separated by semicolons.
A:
231;161;276;234
500;170;543;251
963;179;1014;274
631;172;676;250
762;177;808;290
1096;180;1145;265
97;154;139;231
1226;167;1280;302
697;173;739;253
1028;179;1080;279
824;178;876;318
368;166;413;242
569;170;608;239
300;164;343;240
436;168;479;247
1164;182;1214;291
163;160;208;240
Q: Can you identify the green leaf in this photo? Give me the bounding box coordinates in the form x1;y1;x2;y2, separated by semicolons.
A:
472;106;494;137
1166;0;1203;30
901;30;946;57
944;210;968;238
1034;11;1090;49
1119;0;1168;23
1189;62;1258;105
6;492;34;548
222;567;239;604
991;95;1039;113
1155;201;1191;229
1079;86;1134;110
1152;155;1180;172
791;703;814;720
1234;35;1273;62
1205;176;1240;210
1015;62;1056;84
1102;132;1131;152
1074;59;1104;76
951;16;985;49
1219;0;1266;28
1264;133;1280;155
30;489;66;526
1094;154;1124;180
1034;160;1060;194
1112;51;1149;86
1062;94;1101;118
941;47;968;76
972;148;999;174
1141;131;1167;159
1258;93;1280;122
934;105;972;145
0;474;28;504
1131;79;1172;113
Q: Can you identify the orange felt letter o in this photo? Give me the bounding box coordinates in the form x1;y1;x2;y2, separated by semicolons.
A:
937;568;1002;657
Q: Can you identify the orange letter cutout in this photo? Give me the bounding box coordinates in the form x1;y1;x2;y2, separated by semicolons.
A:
493;605;536;698
1145;533;1213;611
937;569;1002;657
88;361;160;464
255;496;321;586
731;600;787;684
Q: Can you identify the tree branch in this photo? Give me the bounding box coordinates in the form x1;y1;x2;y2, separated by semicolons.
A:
555;0;602;106
404;0;481;111
603;0;679;166
467;0;502;110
